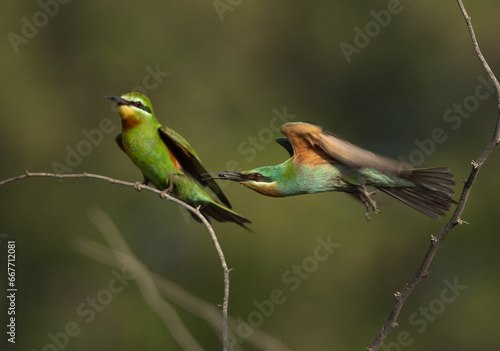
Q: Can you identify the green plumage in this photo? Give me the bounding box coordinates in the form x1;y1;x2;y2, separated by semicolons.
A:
107;92;251;230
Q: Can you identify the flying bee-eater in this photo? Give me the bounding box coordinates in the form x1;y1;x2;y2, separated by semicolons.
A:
206;122;456;220
106;92;251;230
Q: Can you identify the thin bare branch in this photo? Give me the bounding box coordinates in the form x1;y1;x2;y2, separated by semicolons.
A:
73;234;291;351
0;171;230;351
89;208;204;351
367;2;500;350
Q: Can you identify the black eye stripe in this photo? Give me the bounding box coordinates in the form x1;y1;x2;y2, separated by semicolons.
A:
128;100;152;114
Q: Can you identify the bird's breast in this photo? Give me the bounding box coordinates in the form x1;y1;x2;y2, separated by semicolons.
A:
119;106;141;130
290;164;349;194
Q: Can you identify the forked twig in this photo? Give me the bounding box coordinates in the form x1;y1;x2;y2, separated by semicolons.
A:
89;208;204;350
73;229;291;351
0;171;231;351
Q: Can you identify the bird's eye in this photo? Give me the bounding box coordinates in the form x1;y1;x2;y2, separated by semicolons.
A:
252;173;263;180
134;101;142;108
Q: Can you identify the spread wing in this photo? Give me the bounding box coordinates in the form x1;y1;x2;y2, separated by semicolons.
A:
280;122;410;174
159;126;231;208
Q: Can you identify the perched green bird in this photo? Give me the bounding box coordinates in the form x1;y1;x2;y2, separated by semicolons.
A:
106;92;251;230
207;122;456;220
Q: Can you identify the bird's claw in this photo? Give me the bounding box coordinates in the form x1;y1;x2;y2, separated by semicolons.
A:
160;176;176;199
360;186;379;221
364;207;372;221
160;183;175;199
134;181;143;191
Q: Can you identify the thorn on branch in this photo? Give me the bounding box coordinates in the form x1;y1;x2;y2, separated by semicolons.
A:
457;218;470;225
368;1;500;349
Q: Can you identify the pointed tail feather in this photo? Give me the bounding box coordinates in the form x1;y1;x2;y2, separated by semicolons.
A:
376;167;456;219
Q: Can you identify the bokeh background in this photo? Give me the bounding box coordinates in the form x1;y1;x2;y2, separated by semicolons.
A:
1;1;499;350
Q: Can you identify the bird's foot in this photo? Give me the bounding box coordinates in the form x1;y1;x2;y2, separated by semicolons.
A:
160;173;183;199
134;176;150;191
364;207;372;221
160;189;170;199
360;186;379;220
160;182;175;199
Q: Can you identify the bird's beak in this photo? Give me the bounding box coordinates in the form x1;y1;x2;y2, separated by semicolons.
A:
203;171;249;182
105;95;129;106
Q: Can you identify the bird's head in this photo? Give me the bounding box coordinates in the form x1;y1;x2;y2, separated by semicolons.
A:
206;166;283;197
106;92;155;129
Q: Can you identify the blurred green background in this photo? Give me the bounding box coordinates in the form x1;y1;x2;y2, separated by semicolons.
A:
1;1;499;350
